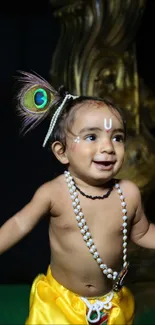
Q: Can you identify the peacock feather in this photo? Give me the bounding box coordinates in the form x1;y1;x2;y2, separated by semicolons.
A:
15;70;61;135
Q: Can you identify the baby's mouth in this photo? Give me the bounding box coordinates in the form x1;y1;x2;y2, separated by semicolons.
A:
93;160;115;170
94;160;115;165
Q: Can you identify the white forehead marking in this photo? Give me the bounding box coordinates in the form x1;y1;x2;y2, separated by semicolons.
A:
74;136;80;143
104;118;112;131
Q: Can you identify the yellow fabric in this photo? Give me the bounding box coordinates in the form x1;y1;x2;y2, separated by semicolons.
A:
26;266;135;325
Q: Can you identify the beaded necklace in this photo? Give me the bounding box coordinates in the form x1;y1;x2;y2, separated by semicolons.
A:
75;183;113;200
64;170;128;281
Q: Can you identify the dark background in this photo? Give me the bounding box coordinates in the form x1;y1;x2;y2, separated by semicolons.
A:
0;0;155;284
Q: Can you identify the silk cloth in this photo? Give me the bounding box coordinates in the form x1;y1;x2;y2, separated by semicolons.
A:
26;266;135;324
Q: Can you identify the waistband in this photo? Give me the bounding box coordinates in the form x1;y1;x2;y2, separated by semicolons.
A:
46;266;114;324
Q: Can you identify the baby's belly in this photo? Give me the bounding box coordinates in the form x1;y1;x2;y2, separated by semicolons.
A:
49;229;123;296
50;251;121;297
51;264;114;296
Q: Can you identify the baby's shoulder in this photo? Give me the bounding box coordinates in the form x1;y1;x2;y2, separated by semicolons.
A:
35;174;65;198
117;179;141;209
118;179;140;193
45;174;66;193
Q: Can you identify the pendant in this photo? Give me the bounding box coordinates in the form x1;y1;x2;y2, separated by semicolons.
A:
112;262;129;292
88;311;108;324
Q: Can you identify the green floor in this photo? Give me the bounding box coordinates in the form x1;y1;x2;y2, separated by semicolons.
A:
0;285;155;324
0;285;30;324
134;309;155;324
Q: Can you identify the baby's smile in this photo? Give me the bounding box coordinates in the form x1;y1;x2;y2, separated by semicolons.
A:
93;160;115;171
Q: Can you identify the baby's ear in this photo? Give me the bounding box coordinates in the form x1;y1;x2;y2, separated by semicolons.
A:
51;141;69;164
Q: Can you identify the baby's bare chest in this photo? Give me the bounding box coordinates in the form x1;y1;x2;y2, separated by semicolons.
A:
51;191;132;242
50;195;131;270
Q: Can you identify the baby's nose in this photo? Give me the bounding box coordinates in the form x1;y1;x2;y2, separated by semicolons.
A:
99;139;114;153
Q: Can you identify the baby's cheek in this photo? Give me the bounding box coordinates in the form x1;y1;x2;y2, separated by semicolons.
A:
70;143;77;151
71;142;83;151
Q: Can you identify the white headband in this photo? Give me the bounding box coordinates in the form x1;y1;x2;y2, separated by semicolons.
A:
42;94;78;147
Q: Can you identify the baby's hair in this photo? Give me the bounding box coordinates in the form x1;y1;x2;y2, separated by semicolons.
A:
49;95;127;151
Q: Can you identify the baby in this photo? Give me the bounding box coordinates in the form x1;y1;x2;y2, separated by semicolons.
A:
1;71;155;325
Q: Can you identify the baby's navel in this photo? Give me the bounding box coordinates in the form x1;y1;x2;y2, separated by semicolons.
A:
86;284;94;288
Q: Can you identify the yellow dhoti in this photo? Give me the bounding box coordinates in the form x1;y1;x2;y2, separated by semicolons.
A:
26;266;135;325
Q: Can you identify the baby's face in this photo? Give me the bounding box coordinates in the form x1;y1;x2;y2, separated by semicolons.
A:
65;101;125;185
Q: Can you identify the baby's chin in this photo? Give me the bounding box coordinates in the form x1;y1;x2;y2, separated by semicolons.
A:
68;166;118;185
85;173;115;187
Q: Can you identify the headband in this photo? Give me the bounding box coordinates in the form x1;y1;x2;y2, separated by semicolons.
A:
43;94;78;147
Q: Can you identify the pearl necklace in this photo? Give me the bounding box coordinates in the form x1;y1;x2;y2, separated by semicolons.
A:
64;171;128;281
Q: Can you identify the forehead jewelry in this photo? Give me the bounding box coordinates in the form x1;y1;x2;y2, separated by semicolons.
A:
74;136;80;143
43;94;78;147
104;118;112;132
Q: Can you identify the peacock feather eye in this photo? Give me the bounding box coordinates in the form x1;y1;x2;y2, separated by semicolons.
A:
23;85;55;113
34;88;48;108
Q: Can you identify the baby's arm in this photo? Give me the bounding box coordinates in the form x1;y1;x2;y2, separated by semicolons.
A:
0;182;52;255
130;183;155;249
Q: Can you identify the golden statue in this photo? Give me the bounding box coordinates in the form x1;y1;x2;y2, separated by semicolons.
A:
49;0;155;197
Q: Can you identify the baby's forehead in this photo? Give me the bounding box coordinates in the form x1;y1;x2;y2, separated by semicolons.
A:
74;99;106;109
69;99;124;132
73;100;120;119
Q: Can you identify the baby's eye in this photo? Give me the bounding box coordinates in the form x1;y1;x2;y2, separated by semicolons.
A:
85;134;97;141
113;134;124;142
